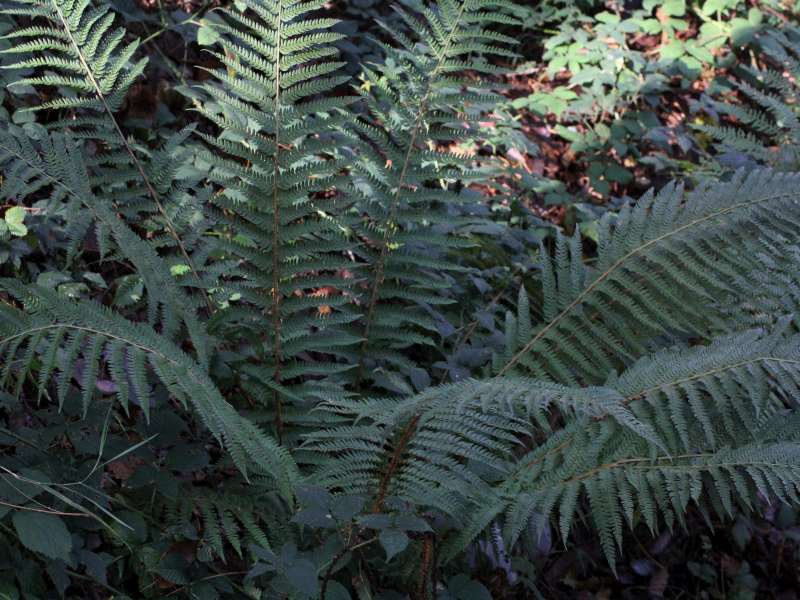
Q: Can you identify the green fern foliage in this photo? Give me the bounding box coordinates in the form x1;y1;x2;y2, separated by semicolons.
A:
496;169;800;385
350;0;521;389
696;25;800;170
2;0;146;119
310;328;800;566
0;281;298;499
161;489;286;561
2;0;800;592
1;0;212;306
192;0;360;442
0;130;211;364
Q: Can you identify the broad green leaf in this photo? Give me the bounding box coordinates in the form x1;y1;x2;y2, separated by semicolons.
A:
379;529;408;561
11;511;72;562
4;207;27;237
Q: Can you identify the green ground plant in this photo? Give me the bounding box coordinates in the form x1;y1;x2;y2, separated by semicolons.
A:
1;0;800;597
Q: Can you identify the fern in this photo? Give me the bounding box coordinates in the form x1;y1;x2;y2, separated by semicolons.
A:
1;0;800;592
160;489;287;560
0;130;211;364
350;0;520;389
0;281;298;500
310;327;800;566
1;0;212;307
191;0;361;443
496;169;800;385
696;25;800;171
308;169;800;568
2;0;145;119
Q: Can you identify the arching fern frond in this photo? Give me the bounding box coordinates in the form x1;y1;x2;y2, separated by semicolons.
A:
0;130;211;365
0;282;299;501
161;488;291;561
493;443;800;570
497;169;800;385
309;328;800;567
2;0;145;118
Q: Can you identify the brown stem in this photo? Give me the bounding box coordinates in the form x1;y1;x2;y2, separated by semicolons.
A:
319;537;378;599
416;535;434;600
270;2;285;444
372;415;420;513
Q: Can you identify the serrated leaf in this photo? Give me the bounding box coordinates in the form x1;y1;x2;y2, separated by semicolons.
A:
11;512;72;562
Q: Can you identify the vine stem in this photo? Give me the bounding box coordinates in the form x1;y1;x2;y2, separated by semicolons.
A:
0;499;89;517
319;537;378;599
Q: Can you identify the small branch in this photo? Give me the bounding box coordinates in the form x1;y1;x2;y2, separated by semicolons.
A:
319;537;378;599
165;571;248;597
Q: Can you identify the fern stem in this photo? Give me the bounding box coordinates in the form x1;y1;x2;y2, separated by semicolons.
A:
561;452;779;484
355;0;471;387
623;356;800;404
47;0;214;314
270;0;285;444
372;414;420;512
417;534;435;599
498;191;799;376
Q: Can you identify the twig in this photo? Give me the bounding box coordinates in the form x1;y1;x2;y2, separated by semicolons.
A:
165;571;248;597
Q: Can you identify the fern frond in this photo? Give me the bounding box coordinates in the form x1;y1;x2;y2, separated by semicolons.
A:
2;0;145;116
193;0;360;441
0;131;211;364
695;25;800;170
352;0;521;387
1;0;212;308
498;169;800;385
310;328;800;567
0;282;299;500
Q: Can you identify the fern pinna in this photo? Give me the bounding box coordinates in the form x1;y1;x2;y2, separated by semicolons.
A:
1;0;800;595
